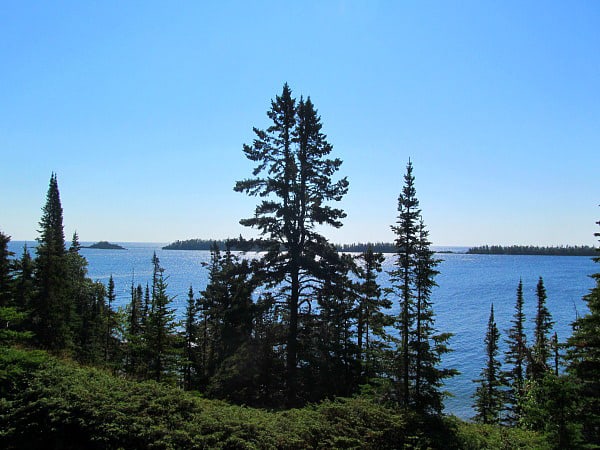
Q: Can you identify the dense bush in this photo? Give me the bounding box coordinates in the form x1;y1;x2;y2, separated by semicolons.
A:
0;347;547;449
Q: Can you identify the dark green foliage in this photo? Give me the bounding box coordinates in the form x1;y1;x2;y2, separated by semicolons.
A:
182;285;198;390
145;253;181;383
123;282;146;378
520;374;583;449
566;218;600;446
12;244;34;314
355;245;393;381
388;160;421;407
388;161;455;414
32;173;73;352
530;277;554;381
0;232;32;345
473;304;506;424
504;278;527;425
0;230;13;307
234;84;349;406
0;347;549;450
68;233;111;365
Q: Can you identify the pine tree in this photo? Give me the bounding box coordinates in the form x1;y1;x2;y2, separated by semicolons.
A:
566;218;600;446
504;278;527;424
234;84;349;406
473;304;506;424
32;173;73;352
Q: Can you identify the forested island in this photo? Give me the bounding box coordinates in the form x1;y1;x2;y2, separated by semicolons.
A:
85;241;126;250
163;238;246;251
165;239;458;254
1;86;599;449
467;245;596;256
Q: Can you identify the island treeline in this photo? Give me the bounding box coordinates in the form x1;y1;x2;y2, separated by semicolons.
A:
166;240;401;254
1;85;599;449
163;238;243;251
467;244;596;256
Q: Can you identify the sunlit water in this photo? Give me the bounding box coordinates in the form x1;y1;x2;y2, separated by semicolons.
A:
8;241;596;419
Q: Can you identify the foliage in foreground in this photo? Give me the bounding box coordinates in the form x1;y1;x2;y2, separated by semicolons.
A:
0;347;548;450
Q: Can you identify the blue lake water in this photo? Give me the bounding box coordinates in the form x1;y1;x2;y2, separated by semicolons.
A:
8;241;597;419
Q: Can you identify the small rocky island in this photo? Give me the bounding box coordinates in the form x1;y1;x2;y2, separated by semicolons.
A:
85;241;126;250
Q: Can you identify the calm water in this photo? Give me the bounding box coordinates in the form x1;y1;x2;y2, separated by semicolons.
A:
7;241;597;419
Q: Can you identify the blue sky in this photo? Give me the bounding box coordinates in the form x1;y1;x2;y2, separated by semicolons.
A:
1;1;598;246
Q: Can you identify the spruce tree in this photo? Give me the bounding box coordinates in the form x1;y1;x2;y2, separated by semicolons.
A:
355;245;393;381
145;253;180;383
0;231;30;345
104;275;117;364
67;232;108;364
234;84;349;406
504;278;527;424
0;230;13;307
388;160;420;407
125;282;146;378
388;161;455;414
473;304;506;424
412;219;456;414
183;285;198;390
12;244;34;312
32;173;73;352
566;218;600;446
530;276;554;380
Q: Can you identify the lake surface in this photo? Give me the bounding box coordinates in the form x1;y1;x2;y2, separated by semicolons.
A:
8;241;597;419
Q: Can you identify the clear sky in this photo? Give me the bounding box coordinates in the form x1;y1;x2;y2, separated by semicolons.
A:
1;1;598;246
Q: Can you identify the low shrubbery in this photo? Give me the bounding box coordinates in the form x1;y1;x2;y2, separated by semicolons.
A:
0;347;548;449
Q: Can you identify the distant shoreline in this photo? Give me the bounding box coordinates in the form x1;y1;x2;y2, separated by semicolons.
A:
162;239;597;256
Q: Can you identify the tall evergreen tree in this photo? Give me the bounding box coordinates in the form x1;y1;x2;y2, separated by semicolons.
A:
67;232;108;364
234;84;349;406
0;231;30;345
145;253;180;383
183;285;198;390
104;275;118;364
0;230;13;307
530;276;554;380
504;278;528;424
12;244;34;312
388;160;420;407
412;219;456;414
473;304;506;424
566;218;600;446
125;281;146;378
32;173;73;352
355;245;393;381
388;161;455;414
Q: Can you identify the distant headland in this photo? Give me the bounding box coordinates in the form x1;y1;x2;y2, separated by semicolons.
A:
85;241;126;250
